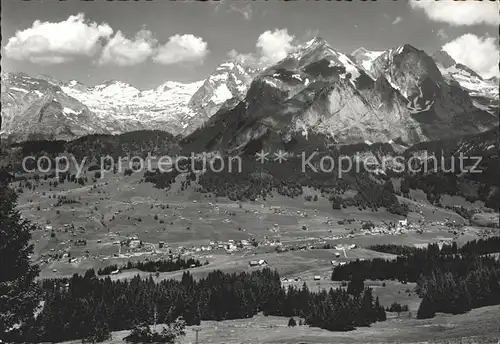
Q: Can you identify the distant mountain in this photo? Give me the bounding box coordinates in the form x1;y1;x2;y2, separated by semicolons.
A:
61;79;203;136
352;48;499;115
431;50;499;109
487;76;499;85
183;38;498;154
350;47;384;76
1;72;206;142
183;60;260;135
1;65;255;143
2;39;498;145
1;73;110;143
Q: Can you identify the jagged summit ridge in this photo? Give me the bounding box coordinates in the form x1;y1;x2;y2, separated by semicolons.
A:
1;37;498;144
431;49;498;102
183;58;260;134
351;47;384;74
1;72;204;141
184;39;498;154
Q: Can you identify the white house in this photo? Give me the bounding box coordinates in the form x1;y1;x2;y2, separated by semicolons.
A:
398;219;408;227
129;239;141;248
249;260;259;267
249;260;267;267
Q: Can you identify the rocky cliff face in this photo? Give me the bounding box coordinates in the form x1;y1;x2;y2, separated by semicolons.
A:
61;79;204;136
350;47;384;76
183;38;498;154
183;60;259;135
1;73;111;143
431;50;499;114
2;39;498;146
1;72;205;142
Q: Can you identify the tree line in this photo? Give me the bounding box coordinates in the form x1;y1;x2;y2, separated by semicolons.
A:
97;257;205;275
369;237;500;256
459;236;500;255
332;242;500;320
416;259;500;319
13;267;386;343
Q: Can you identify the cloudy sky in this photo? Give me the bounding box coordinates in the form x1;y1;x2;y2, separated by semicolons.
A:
1;0;498;89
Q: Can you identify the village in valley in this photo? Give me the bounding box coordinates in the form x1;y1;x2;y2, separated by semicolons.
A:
21;167;491;283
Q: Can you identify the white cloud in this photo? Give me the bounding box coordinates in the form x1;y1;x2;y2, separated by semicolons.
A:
392;16;403;25
153;34;209;65
4;13;113;64
443;34;499;78
256;29;296;65
409;0;499;26
225;29;299;68
98;29;157;66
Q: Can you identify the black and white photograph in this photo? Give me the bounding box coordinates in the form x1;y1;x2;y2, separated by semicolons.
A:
1;0;499;343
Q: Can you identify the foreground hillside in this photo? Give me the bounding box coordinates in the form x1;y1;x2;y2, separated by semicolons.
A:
2;115;498;344
60;306;499;344
3;144;499;343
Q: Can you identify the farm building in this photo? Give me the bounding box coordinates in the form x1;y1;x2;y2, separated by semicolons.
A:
249;259;267;267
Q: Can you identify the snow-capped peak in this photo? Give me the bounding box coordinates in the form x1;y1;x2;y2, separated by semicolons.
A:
57;76;204;136
290;36;332;60
351;47;384;73
91;80;137;91
182;58;260;134
304;36;328;48
190;59;258;107
432;49;499;100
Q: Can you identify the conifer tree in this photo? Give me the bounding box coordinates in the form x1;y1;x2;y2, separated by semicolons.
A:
0;186;41;341
417;296;436;319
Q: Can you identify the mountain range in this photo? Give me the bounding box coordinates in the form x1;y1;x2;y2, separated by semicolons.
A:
1;37;498;150
184;38;498;154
